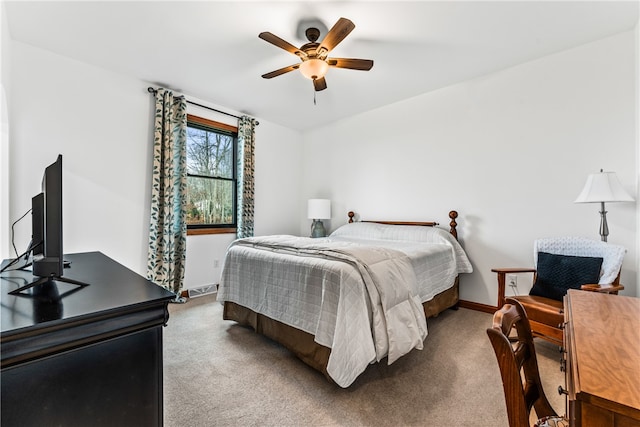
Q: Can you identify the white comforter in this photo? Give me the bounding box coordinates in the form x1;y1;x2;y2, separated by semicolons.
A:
218;226;472;387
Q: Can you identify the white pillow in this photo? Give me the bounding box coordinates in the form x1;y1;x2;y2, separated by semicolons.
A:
330;222;456;245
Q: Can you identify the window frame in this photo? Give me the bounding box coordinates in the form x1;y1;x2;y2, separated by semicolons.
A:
185;114;238;236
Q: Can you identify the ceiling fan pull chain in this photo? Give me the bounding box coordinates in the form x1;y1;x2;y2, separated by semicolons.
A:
313;90;317;105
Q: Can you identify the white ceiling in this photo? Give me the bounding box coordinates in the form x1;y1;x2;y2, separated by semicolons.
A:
4;1;639;131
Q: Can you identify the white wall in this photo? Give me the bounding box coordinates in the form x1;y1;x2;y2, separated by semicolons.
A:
1;1;12;257
303;30;638;304
8;41;155;273
5;40;303;289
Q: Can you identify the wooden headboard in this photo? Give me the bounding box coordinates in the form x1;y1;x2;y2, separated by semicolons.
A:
347;210;459;240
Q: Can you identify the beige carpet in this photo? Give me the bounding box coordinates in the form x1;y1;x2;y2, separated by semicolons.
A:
163;295;565;426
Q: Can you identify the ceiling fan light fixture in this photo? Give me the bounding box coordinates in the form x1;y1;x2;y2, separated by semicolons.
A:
299;59;328;80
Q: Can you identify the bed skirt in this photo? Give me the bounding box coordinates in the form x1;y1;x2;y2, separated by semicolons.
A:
222;277;460;382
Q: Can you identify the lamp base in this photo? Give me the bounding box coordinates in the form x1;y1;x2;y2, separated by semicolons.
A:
599;201;609;242
311;219;326;238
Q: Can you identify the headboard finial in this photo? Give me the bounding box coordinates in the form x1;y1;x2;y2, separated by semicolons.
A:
348;211;355;223
449;210;458;239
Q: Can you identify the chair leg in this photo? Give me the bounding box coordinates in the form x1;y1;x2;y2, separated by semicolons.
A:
496;271;507;308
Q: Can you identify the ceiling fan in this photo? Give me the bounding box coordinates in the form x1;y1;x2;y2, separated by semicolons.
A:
259;17;374;92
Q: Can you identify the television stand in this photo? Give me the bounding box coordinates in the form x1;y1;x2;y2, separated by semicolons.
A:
8;274;89;296
1;251;175;427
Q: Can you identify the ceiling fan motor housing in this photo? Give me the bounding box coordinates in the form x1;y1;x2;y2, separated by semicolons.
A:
305;27;321;42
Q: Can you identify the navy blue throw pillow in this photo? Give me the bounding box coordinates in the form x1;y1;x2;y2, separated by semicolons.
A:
529;252;603;301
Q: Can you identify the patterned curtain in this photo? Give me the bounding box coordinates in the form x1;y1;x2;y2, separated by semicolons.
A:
236;116;257;238
147;88;188;302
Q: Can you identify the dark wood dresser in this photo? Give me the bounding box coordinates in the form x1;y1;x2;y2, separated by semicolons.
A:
1;251;175;427
564;289;640;427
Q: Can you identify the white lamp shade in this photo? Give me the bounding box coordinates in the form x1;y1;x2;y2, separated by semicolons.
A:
308;199;331;219
299;59;329;80
575;171;634;203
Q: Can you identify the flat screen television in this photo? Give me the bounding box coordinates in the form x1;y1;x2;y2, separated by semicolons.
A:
32;154;63;277
7;154;89;295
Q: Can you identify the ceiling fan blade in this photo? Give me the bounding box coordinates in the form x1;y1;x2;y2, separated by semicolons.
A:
261;64;300;79
259;32;307;59
313;77;327;91
316;17;355;59
327;58;374;71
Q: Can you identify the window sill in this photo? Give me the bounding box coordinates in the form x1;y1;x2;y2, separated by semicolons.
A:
187;227;237;236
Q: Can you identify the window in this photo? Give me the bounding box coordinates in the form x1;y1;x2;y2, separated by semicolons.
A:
186;114;237;235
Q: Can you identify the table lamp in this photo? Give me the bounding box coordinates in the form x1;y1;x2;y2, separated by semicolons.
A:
574;169;634;242
308;199;331;238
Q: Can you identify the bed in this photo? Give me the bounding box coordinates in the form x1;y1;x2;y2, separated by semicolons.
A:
217;210;473;387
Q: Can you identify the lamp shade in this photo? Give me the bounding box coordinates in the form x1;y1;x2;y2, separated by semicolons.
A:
575;170;634;203
307;199;331;219
299;59;329;80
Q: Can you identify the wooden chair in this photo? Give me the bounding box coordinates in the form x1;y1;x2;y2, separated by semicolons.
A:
487;298;568;427
492;237;625;346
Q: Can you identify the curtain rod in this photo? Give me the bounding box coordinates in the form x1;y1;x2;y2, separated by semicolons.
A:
147;87;258;125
